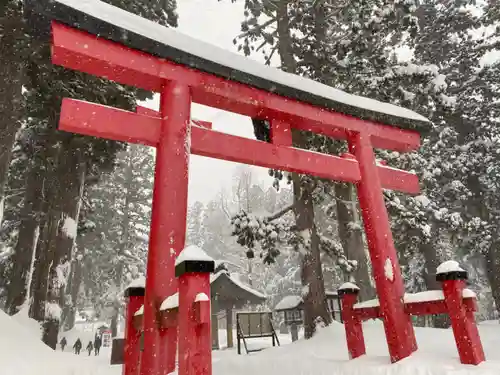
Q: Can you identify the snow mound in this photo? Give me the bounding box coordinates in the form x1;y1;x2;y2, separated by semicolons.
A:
12;305;42;339
2;307;500;375
0;310;112;375
213;320;500;375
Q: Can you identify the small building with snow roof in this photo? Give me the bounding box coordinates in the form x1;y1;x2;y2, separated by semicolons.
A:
131;258;267;350
274;290;342;342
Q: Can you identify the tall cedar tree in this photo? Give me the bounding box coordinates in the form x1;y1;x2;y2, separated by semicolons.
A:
231;0;500;325
2;0;177;348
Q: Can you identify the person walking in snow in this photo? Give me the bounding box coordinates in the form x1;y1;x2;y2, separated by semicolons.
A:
94;334;102;356
86;341;94;356
73;338;82;355
60;337;67;351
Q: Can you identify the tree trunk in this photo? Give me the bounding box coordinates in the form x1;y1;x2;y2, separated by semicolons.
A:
485;241;500;317
29;155;61;322
275;0;296;73
0;2;24;227
62;251;84;331
292;171;331;338
4;160;45;315
335;182;373;301
419;240;450;328
275;1;330;338
111;147;134;337
42;140;86;349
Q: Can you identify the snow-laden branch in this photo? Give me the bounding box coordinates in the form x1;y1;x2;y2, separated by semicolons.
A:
231;209;290;264
318;235;358;273
0;246;13;263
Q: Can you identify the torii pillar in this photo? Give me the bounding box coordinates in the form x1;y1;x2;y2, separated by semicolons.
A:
140;82;191;375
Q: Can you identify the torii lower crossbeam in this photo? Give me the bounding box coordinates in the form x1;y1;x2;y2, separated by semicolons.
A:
49;18;422;375
59;98;419;194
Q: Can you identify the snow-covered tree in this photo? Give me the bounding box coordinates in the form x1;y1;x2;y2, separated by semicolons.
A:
231;0;500;326
78;145;154;336
1;0;178;348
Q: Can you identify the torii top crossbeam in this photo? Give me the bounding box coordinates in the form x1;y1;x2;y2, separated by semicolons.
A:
26;0;430;145
26;0;430;373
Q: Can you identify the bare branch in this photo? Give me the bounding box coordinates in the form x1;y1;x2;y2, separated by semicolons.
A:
219;190;232;220
267;203;295;221
265;44;278;65
236;17;277;39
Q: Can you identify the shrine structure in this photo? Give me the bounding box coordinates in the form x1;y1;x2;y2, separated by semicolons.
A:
26;0;485;374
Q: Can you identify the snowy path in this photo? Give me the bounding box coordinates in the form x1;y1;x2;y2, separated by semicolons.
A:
213;321;500;375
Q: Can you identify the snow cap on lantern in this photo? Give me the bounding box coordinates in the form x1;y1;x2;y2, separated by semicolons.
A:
125;276;146;297
338;282;360;296
175;245;215;276
160;293;179;311
134;305;144;316
436;260;468;281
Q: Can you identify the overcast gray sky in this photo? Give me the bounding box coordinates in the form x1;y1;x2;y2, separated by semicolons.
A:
142;0;273;205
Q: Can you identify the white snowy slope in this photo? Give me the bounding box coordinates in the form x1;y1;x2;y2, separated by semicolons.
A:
0;310;112;375
41;0;429;127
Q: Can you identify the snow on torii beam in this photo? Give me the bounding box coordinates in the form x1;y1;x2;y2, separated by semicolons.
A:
50;22;425;153
59;98;420;194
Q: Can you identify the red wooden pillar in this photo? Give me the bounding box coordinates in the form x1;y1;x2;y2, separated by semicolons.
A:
437;262;485;365
347;133;416;362
140;81;192;375
176;246;215;375
124;285;145;375
338;283;365;359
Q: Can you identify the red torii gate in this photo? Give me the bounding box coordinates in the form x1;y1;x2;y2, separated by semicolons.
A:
27;0;434;374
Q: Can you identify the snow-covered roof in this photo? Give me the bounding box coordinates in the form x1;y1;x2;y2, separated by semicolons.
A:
275;295;303;311
210;270;266;300
175;245;214;266
28;0;430;132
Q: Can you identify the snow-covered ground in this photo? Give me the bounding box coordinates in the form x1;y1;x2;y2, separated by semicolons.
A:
1;310;500;375
0;310;112;375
